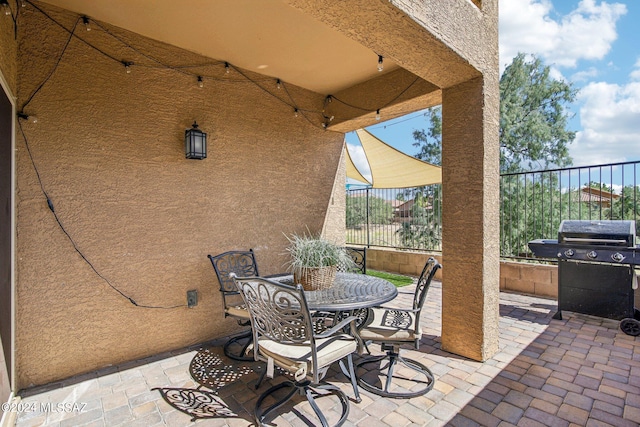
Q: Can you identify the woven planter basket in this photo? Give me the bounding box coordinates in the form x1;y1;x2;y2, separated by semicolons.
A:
294;266;337;291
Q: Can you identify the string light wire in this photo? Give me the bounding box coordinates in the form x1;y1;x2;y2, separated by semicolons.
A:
18;0;421;127
17;119;185;309
8;0;426;308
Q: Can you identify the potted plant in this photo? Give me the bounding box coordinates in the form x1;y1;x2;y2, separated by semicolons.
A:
285;232;355;291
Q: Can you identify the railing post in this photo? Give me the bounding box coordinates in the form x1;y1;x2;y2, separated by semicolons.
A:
366;187;370;248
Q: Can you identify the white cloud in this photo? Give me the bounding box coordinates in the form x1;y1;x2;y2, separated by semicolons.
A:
346;143;372;183
571;67;599;83
570;78;640;166
499;0;627;71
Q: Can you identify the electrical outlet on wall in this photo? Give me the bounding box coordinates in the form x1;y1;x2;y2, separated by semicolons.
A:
187;290;198;308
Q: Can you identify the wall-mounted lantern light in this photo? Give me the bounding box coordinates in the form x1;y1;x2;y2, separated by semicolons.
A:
185;121;207;159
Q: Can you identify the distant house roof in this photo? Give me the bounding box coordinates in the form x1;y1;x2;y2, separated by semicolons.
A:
579;187;619;207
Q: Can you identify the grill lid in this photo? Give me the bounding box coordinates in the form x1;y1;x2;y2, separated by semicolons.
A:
558;220;636;247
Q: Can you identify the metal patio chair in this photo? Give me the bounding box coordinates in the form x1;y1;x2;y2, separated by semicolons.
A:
231;274;362;427
207;250;260;361
338;247;367;274
356;257;441;398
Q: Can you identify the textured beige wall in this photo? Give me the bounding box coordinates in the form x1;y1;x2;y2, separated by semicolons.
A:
13;4;345;389
441;77;500;362
439;0;499;362
321;144;347;245
0;9;17;95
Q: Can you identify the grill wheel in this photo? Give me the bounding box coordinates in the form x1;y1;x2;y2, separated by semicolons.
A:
620;318;640;336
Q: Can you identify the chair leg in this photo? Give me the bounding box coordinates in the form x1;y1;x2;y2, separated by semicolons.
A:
307;383;350;427
384;353;398;394
356;349;435;398
254;381;298;426
254;380;350;427
345;354;361;403
255;364;267;390
223;330;254;361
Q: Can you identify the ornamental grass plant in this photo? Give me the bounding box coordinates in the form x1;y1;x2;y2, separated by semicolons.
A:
285;233;356;290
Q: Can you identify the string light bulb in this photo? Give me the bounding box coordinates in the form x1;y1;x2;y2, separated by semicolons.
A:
82;16;91;31
1;1;10;15
21;0;26;7
197;76;204;88
224;62;230;74
122;61;132;73
294;108;299;118
276;79;281;90
375;109;381;121
18;112;38;123
378;55;384;72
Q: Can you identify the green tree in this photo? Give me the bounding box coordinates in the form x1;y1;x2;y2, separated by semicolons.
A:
606;185;640;229
500;53;577;173
408;53;578;256
587;181;613;192
346;195;366;229
393;107;444;248
411;54;577;173
412;106;441;166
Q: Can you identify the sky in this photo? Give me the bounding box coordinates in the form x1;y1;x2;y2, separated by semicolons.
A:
346;0;640;183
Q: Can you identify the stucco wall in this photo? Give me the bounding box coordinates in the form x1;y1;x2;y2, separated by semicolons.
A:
321;145;347;245
13;4;345;389
0;8;17;94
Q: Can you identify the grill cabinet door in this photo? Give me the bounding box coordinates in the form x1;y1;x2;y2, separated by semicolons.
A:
558;260;635;320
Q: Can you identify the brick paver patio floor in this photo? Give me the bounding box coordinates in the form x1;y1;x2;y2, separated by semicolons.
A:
10;279;640;426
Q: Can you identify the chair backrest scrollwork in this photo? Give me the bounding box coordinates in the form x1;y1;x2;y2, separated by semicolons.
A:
338;247;367;274
234;277;314;345
413;257;441;314
208;250;260;295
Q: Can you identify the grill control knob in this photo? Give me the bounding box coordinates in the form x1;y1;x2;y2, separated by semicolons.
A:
612;252;625;262
587;250;598;259
564;249;574;257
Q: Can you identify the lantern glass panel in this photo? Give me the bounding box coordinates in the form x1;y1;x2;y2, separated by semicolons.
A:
185;124;207;159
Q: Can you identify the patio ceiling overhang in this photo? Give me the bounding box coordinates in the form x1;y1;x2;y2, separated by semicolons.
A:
39;0;457;132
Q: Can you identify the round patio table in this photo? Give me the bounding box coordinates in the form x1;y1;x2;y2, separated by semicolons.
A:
274;272;397;312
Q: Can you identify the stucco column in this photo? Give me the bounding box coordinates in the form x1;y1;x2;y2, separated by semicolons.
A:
441;76;499;361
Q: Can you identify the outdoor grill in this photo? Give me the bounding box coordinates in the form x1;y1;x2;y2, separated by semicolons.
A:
529;220;640;336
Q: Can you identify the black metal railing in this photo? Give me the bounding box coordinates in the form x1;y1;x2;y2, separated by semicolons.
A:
346;160;640;259
500;161;640;259
346;185;442;251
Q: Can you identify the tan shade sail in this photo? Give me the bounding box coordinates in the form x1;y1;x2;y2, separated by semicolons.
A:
347;129;441;188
